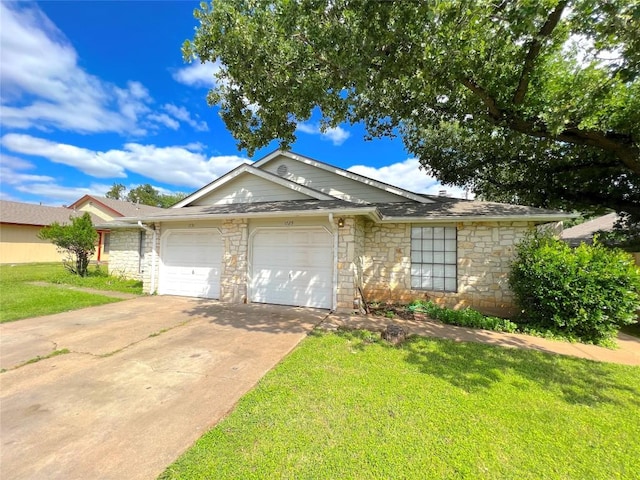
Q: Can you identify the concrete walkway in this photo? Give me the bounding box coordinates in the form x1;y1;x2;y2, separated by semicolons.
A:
322;313;640;366
0;297;326;480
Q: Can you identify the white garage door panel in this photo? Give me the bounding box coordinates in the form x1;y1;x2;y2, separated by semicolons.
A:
250;228;333;309
159;229;222;299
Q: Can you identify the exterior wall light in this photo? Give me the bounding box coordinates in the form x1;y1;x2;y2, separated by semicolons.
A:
337;218;345;228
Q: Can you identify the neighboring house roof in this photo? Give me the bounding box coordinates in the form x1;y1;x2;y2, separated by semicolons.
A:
69;195;165;219
561;213;619;246
0;200;101;227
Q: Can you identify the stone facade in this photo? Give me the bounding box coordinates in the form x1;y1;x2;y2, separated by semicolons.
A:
350;220;540;316
109;216;549;316
108;228;144;281
219;219;248;302
335;216;357;309
108;226;160;294
140;223;160;294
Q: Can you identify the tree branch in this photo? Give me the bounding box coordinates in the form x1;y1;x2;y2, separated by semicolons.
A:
460;78;503;120
459;76;640;173
512;120;640;174
513;0;568;105
479;174;640;216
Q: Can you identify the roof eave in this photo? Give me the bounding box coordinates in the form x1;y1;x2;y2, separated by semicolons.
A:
379;213;576;223
110;206;379;225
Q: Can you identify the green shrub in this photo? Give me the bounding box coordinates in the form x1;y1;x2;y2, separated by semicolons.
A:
509;232;640;344
409;300;518;333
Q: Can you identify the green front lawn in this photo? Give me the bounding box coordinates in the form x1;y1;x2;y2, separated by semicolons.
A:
161;330;640;480
0;263;143;323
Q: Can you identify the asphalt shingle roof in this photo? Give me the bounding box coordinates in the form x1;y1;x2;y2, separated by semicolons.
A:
112;197;570;224
122;199;371;220
375;199;568;219
71;196;166;217
0;200;102;226
561;213;618;246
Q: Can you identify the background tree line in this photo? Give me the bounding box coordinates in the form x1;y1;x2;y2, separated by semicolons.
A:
105;183;187;208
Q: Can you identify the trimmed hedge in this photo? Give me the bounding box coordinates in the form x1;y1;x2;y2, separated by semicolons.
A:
509;233;640;344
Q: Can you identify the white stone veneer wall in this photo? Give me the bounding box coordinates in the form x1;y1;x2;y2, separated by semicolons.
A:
353;220;542;316
108;225;160;294
140;223;160;294
108;229;144;281
220;219;248;302
335;216;357;309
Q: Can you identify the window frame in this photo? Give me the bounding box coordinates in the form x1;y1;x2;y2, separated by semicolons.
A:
410;225;458;293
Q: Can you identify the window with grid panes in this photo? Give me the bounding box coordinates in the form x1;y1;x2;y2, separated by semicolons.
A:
410;226;457;292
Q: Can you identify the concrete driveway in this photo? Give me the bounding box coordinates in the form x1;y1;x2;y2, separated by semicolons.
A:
0;296;327;480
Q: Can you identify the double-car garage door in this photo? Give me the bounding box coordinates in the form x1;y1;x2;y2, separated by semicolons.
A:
158;227;333;309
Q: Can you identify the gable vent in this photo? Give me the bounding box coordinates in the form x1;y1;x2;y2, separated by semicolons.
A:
276;164;288;177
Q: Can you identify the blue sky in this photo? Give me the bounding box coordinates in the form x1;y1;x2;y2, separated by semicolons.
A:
0;1;467;206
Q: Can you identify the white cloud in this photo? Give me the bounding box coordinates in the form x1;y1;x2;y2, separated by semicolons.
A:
14;182;114;206
163;104;209;132
297;122;351;146
147;113;180;130
173;60;222;88
2;133;126;178
0;2;168;136
323;126;351;145
0;166;55;185
109;143;246;187
348;158;472;199
0;152;55;192
1;133;248;188
0;153;36;170
0;190;20;201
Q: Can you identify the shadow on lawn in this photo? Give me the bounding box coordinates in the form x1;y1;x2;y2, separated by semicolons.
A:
400;336;640;407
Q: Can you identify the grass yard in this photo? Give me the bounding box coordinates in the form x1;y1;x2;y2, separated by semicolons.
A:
0;263;143;323
161;330;640;480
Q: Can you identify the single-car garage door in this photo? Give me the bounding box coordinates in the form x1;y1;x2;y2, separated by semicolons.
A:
250;227;333;309
158;229;222;298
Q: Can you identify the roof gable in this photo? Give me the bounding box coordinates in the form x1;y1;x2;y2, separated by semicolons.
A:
253;150;433;204
173;164;335;208
69;195;165;220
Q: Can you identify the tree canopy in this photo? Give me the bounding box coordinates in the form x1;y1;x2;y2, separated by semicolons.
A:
106;183;186;208
38;212;98;276
184;0;639;221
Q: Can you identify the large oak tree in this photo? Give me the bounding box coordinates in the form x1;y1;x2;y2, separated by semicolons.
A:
184;0;639;221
